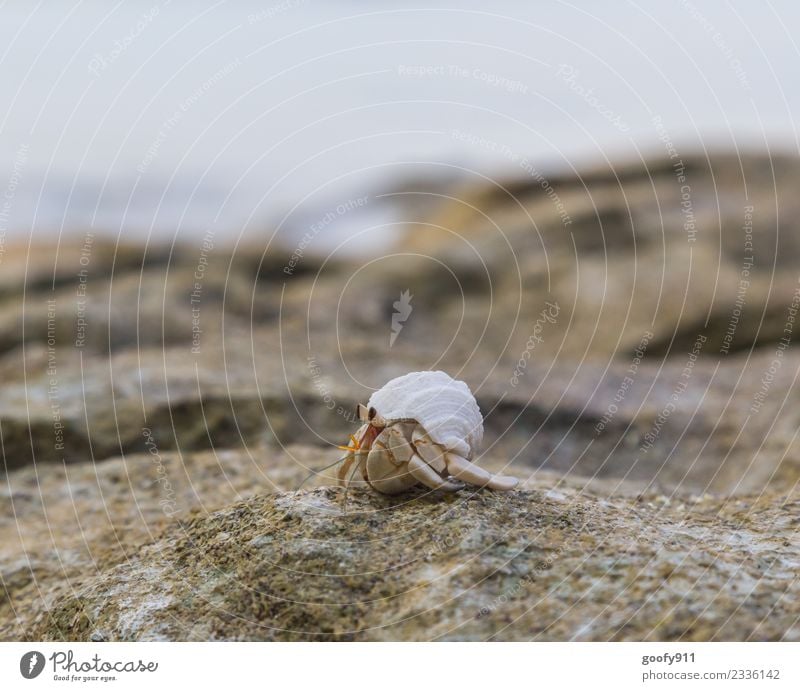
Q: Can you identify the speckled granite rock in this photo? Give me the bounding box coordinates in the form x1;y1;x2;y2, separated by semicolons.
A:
22;486;800;642
0;445;310;639
0;443;616;641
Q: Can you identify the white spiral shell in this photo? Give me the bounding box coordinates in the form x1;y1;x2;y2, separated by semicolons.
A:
367;371;484;457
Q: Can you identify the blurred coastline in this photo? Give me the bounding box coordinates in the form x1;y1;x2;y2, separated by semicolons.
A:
0;1;799;253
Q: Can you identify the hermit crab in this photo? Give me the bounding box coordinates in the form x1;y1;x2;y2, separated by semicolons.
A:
336;371;519;496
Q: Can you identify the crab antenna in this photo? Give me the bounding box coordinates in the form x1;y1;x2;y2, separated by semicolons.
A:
296;453;349;491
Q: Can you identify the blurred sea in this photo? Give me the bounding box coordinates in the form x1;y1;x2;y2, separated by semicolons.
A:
0;0;798;255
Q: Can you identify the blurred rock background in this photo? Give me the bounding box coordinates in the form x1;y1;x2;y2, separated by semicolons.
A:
2;151;800;641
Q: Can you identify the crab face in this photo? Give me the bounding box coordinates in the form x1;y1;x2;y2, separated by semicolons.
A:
337;372;519;496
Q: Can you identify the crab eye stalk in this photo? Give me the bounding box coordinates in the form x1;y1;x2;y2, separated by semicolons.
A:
368;406;377;421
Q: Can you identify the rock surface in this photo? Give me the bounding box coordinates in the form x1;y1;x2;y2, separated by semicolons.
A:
20;486;800;642
2;151;800;640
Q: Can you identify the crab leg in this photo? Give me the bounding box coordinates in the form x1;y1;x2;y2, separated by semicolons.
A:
337;424;369;486
410;428;447;473
408;454;463;492
337;450;358;486
445;453;519;491
366;446;415;494
364;428;417;494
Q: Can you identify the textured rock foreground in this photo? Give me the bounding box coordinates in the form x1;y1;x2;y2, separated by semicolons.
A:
20;485;800;641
